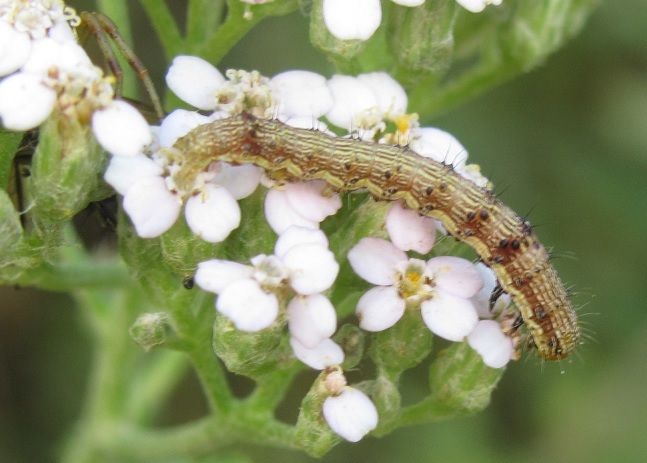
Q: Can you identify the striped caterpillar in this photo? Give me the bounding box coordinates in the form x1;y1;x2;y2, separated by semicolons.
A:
172;112;579;361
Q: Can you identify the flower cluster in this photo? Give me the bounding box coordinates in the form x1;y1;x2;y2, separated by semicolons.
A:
322;0;503;41
0;1;151;157
96;55;517;441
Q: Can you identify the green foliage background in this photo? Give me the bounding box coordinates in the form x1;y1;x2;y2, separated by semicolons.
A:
1;0;645;462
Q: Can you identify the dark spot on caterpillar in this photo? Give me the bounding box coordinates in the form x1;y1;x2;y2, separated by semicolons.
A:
522;221;533;236
479;209;489;220
344;162;352;170
439;182;448;191
493;256;505;264
384;170;392;179
534;306;547;320
183;275;195;290
423;204;434;212
464;229;473;237
511;239;521;250
466;211;476;221
425;186;433;196
515;277;525;286
387;187;398;195
499;238;509;249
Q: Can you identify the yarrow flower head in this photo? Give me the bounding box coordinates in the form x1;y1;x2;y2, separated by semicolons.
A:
322;0;503;42
0;3;151;157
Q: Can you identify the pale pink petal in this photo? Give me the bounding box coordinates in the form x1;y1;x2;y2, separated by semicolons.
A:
195;260;253;294
123;176;181;238
356;286;405;332
211;163;263;200
274;226;329;259
386;200;436;254
323;388;378;442
420;291;479;341
288;294;337;348
426;256;483;298
290;337;345;370
264;188;318;234
467;320;514;368
347;237;406;285
282;244;339;294
283;180;342;222
185;184;241;243
216;278;279;331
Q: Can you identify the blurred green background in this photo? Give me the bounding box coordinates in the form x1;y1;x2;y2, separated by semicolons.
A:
1;0;646;462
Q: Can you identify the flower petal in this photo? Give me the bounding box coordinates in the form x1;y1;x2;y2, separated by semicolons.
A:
288;294;337;348
356;286;406;332
158;109;211;147
322;0;382;41
426;256;483;298
264;188;319;234
103;155;163;196
92;100;152;157
0;23;31;76
269;70;333;118
216;278;279;331
166;55;225;110
467;320;514;368
210;163;263;200
123;176;181;238
290;337;345;370
274;226;329;258
326;74;378;129
386;200;436;254
0;72;55;130
185;184;241;243
347;237;406;285
420;291;478;341
283;180;342;222
282;243;339;294
195;260;253;294
323;387;378;442
357;72;407;115
410;126;468;168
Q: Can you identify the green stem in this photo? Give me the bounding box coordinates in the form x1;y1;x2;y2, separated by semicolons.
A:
138;0;184;60
8;260;130;291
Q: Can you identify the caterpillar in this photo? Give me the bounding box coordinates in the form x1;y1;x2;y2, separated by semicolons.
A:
172;112;579;361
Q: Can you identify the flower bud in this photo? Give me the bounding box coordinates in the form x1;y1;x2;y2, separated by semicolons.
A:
309;0;368;64
0;189;24;262
212;312;293;378
428;341;503;415
30;112;107;232
387;0;457;76
129;312;171;351
295;370;339;456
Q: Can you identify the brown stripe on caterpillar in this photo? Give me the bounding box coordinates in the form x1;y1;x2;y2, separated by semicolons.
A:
171;113;579;361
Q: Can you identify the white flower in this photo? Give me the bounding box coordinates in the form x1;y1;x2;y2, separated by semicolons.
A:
290;337;345;370
0;72;55;130
467;319;514;368
322;0;382;41
92;100;153;157
122;176;182;238
287;294;337;348
456;0;503;13
166;55;225;110
410;126;468;168
195;226;339;332
0;21;31;76
348;237;482;340
471;263;511;318
264;180;342;234
323;387;378;442
269;70;333;118
322;0;502;41
184;184;241;242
